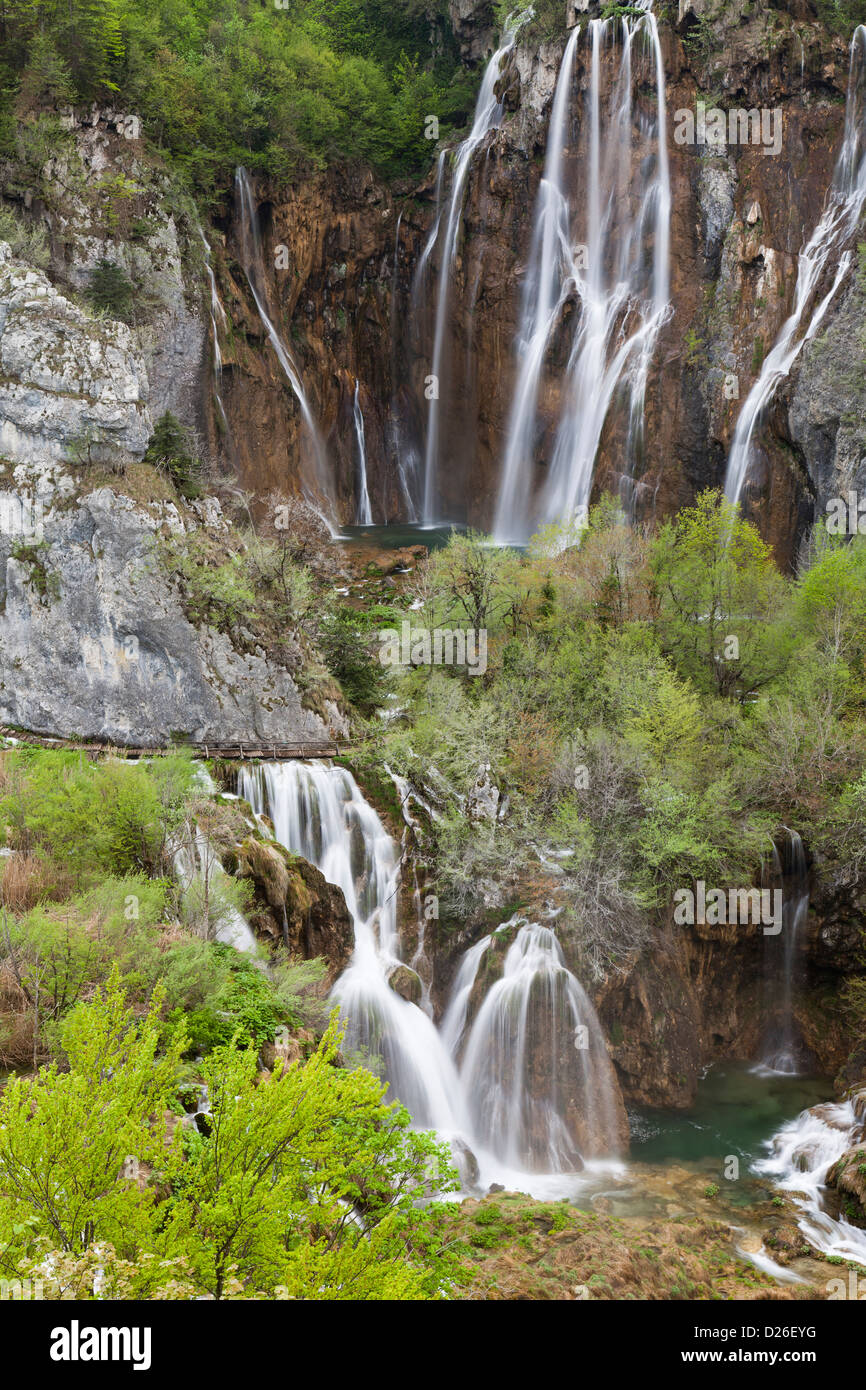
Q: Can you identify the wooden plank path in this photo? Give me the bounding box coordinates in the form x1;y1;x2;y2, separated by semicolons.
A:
0;727;345;761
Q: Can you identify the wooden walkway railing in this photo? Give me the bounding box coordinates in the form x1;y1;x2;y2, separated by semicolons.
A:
0;727;345;761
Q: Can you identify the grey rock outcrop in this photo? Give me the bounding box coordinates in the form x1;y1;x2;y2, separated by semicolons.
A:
448;0;496;62
0;242;150;467
0;480;340;747
45;109;208;435
467;761;500;821
790;271;866;519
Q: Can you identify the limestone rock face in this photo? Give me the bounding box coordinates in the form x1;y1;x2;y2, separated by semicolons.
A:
448;0;496;62
0;479;337;746
0;242;150;467
44;108;208;436
511;40;564;147
789;269;866;524
467;762;500;821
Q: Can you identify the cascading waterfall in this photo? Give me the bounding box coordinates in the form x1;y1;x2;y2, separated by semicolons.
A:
234;168;335;520
758;830;810;1075
238;761;467;1133
238;761;624;1185
724;25;866;510
440;934;491;1057
352;380;373;525
492;25;580;543
756;1099;866;1264
172;825;259;955
493;9;671;544
420;16;526;525
457;919;623;1170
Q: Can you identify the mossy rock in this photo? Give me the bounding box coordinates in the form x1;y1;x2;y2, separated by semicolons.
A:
236;835;291;909
826;1146;866;1227
388;963;423;1004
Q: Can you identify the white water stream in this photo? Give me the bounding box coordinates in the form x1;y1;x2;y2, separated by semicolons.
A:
352;380;373;524
724;25;866;509
757;1099;866;1266
198;227;230;434
493;9;671;543
420;16;527;524
758;830;811;1075
172;825;259;955
234;167;335;520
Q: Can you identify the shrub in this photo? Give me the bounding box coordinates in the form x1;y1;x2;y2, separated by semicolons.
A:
0;205;50;268
85;258;134;322
144;412;203;499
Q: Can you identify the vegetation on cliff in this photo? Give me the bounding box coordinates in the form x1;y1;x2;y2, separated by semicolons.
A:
0;0;479;193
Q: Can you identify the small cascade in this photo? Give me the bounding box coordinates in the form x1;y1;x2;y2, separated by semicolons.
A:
756;1099;866;1265
724;25;866;510
198;227;231;435
233;168;335;519
792;27;806;89
420;17;526;525
171;825;259;955
457;918;624;1170
758;831;810;1075
390;209;421;520
493;9;671;544
352;380;373;525
238;761;624;1185
440;934;491;1057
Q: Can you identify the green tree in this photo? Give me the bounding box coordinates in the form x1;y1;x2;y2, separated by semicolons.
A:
0;977;458;1299
650;489;790;699
162;1015;457;1299
794;527;866;673
144;411;202;498
0;969;184;1269
85;257;134;321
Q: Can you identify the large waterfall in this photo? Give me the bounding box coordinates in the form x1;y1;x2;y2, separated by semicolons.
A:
418;17;526;525
724;25;866;509
238;760;624;1188
493;11;671;544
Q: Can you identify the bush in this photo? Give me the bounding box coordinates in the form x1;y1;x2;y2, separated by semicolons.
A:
85;258;134;323
0;205;49;268
0;979;459;1300
0;748;194;883
144;412;203;499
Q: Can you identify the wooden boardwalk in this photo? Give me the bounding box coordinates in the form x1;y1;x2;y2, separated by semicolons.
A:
0;727;345;761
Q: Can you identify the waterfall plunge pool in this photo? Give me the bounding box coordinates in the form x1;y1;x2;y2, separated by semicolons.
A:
335;522;464;551
629;1063;829;1168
